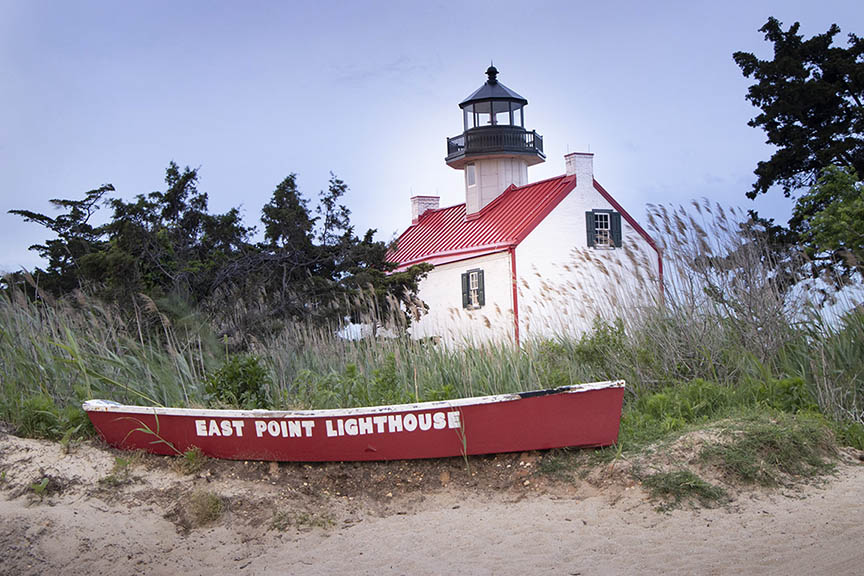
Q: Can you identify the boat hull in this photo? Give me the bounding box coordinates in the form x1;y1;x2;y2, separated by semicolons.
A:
83;381;625;462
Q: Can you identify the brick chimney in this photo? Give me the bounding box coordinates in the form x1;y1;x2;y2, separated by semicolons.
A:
411;195;440;224
565;151;593;185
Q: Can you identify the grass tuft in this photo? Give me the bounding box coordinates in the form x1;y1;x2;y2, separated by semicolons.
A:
30;477;50;496
270;509;335;532
537;448;584;479
177;447;207;475
100;456;131;487
186;490;223;526
701;412;836;485
642;469;727;508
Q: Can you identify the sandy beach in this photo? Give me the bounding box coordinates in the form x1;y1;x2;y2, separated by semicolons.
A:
2;432;863;575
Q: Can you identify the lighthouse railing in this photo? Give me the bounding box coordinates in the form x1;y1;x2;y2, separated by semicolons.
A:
446;127;544;160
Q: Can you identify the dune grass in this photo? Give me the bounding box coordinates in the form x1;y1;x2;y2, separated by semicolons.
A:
0;201;861;457
700;412;837;485
642;469;728;508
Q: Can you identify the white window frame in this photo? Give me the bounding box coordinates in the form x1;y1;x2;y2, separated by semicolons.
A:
468;270;480;308
594;211;611;248
466;164;476;187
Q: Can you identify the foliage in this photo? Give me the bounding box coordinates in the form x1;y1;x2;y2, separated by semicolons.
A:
178;447;207;475
288;356;413;409
17;394;65;439
2;201;862;458
100;456;136;487
30;477;50;497
16;394;92;441
642;469;727;508
186;490;224;526
733;17;864;199
7;163;429;337
204;355;273;409
535;319;626;386
791;165;864;277
831;419;864;451
8;185;113;295
90;162;254;301
734;18;864;288
262;174;316;251
610;377;823;457
700;412;836;485
537;448;590;479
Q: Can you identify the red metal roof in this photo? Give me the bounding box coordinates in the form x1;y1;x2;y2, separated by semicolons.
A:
388;174;578;270
388;174;662;271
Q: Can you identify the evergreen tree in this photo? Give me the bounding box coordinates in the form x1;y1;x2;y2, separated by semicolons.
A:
8;184;113;294
735;18;864;287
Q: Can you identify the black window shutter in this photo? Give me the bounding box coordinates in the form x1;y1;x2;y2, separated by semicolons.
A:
611;212;622;247
461;272;469;308
477;270;485;307
585;212;595;247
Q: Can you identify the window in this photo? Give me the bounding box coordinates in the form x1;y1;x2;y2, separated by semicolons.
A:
493;100;511;126
466;164;476;187
512;106;522;127
594;212;611;246
461;268;485;309
469;271;480;306
585;210;622;248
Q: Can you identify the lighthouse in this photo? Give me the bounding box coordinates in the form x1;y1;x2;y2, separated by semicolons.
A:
389;66;662;347
445;65;545;217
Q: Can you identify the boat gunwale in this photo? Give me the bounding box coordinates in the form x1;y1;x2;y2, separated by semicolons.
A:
83;380;625;419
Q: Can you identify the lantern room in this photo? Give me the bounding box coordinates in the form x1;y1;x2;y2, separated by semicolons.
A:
446;66;546;215
445;65;545;171
460;66;527;131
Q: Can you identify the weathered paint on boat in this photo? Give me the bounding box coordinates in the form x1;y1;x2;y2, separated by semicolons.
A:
83;380;625;462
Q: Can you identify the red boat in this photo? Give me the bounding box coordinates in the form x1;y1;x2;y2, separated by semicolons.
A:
83;380;625;462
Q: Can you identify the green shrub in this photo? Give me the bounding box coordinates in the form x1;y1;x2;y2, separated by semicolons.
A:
61;405;94;438
621;380;732;447
424;383;457;402
829;419;864;451
750;377;818;413
535;341;574;389
204;355;272;409
368;354;410;405
573;318;625;371
15;395;93;441
618;379;824;452
18;394;63;439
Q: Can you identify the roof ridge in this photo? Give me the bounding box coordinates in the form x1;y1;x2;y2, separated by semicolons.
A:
407;200;466;226
414;174;571;222
433;201;466;212
512;173;569;190
413;201;465;224
472;173;570;218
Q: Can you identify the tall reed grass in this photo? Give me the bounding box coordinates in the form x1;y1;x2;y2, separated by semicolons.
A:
0;201;861;436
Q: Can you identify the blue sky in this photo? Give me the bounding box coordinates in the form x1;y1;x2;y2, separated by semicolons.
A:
1;0;861;272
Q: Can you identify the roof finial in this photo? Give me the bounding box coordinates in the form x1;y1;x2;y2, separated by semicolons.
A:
486;62;498;85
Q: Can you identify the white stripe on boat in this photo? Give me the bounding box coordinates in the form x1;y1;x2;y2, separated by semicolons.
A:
83;380;625;419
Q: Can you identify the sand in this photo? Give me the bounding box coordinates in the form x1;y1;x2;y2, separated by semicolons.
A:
2;432;863;575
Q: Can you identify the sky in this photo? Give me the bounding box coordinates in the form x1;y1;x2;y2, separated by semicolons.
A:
1;0;861;273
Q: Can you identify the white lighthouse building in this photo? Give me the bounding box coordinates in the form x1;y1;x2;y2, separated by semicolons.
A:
389;67;663;346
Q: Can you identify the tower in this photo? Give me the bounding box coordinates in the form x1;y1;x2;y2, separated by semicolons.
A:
445;66;545;217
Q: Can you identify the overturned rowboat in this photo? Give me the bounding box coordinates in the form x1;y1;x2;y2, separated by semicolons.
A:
83;380;625;462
